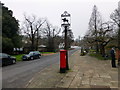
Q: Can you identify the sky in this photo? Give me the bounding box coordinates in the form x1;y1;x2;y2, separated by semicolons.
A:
1;0;120;39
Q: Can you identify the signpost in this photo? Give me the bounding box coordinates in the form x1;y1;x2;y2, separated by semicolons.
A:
61;11;71;71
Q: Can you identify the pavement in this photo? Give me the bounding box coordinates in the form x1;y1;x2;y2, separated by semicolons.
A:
26;50;119;89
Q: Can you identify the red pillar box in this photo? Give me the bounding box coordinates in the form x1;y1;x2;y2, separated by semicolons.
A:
60;50;67;73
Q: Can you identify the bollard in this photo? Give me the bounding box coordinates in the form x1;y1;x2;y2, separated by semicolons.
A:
60;50;67;73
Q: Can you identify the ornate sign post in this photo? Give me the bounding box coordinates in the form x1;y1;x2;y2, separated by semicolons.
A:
61;11;71;70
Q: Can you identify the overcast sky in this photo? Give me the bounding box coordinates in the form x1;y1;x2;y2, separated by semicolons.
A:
1;0;120;39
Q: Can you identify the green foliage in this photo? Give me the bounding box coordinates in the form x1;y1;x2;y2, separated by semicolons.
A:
89;53;111;60
80;53;85;56
12;54;24;61
89;49;96;53
89;53;105;60
2;3;22;53
2;37;14;52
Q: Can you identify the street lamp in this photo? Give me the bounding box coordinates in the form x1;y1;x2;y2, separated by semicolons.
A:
61;11;71;70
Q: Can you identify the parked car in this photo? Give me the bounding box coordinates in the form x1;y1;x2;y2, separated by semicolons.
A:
22;51;41;61
0;53;16;66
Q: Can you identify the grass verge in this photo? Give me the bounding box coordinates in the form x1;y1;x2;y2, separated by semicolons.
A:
12;54;24;61
12;52;56;61
89;53;105;60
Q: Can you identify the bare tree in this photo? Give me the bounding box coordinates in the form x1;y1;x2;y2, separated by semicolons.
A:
89;5;102;53
110;1;120;64
85;21;115;55
22;15;46;50
110;2;120;28
98;21;115;56
42;20;61;52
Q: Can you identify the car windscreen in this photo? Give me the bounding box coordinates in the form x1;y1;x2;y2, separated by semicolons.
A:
34;51;40;54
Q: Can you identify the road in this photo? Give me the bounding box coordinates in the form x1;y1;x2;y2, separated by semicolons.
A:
2;49;79;88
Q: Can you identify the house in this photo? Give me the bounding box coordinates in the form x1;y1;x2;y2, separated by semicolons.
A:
38;45;47;52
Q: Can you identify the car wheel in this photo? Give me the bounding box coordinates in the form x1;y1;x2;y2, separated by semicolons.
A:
12;60;16;64
30;57;34;60
38;56;41;59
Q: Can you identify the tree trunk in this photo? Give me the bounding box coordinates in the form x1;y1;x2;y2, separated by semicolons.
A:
36;39;38;51
100;44;102;55
52;29;55;52
36;30;39;51
47;36;51;52
52;37;55;52
100;44;105;57
31;34;35;51
96;42;99;53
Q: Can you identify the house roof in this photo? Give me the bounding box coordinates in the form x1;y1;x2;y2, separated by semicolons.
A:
38;45;46;48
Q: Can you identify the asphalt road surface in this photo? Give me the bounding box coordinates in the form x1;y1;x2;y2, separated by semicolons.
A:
2;49;79;88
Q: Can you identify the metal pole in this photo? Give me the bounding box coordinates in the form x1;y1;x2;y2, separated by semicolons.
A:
118;27;120;66
64;26;69;70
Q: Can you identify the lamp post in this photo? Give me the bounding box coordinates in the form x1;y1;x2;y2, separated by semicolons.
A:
61;11;71;70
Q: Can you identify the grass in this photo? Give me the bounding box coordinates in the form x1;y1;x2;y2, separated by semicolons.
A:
89;49;96;52
12;54;24;61
89;53;105;60
11;52;56;62
12;53;54;62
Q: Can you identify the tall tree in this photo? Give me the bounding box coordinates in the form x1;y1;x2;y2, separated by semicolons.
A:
22;15;45;51
89;5;102;53
98;21;114;56
42;20;61;52
2;3;22;53
85;21;115;56
110;1;120;64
